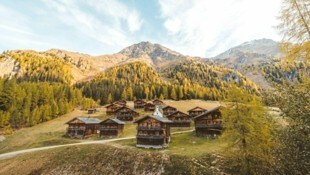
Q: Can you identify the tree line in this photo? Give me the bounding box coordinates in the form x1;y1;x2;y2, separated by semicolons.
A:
77;61;258;105
0;78;96;133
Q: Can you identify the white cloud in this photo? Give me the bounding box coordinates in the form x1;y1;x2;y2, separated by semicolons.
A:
157;0;282;57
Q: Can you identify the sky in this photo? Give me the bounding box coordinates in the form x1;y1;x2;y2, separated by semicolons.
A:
0;0;282;57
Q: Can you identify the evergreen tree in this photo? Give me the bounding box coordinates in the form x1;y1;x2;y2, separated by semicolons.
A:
221;85;275;174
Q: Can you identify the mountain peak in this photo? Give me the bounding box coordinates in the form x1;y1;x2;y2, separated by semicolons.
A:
118;41;184;60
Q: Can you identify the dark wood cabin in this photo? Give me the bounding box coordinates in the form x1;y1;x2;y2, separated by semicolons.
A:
99;118;125;137
134;115;172;149
113;100;127;106
87;108;97;114
115;106;139;121
144;102;155;112
105;103;122;115
166;111;191;127
66;117;102;138
188;106;207;118
194;106;222;137
134;99;146;109
152;99;164;106
162;105;177;116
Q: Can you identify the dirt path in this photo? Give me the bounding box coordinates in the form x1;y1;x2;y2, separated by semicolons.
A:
0;130;194;160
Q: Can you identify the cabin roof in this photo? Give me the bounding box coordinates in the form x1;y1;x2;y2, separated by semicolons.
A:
114;106;138;114
134;99;146;103
66;117;102;124
145;102;155;106
101;118;125;125
187;106;206;112
162;105;177;110
166;110;189;117
194;106;221;119
134;115;172;123
105;103;122;108
152;99;163;103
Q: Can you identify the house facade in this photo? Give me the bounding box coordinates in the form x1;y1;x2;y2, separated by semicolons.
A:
152;99;164;106
144;102;155;111
100;118;125;137
162;105;177;116
188;107;207;118
134;106;172;148
115;106;139;121
166;111;191;127
134;99;146;109
105;103;122;115
194;106;222;136
66;117;102;138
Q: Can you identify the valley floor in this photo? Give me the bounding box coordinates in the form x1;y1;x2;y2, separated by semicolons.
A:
0;99;283;175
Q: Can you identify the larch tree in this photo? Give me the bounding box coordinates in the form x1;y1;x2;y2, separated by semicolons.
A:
274;0;310;174
221;85;275;174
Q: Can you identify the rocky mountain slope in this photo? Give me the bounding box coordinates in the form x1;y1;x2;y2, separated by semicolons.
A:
0;39;307;89
213;39;281;69
0;42;192;83
212;39;284;89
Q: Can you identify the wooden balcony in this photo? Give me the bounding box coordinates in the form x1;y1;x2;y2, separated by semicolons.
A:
100;127;118;131
136;126;164;131
195;124;222;129
173;120;191;123
136;135;164;139
67;127;86;131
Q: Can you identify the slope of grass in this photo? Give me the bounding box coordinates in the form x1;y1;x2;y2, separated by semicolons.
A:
0;144;217;175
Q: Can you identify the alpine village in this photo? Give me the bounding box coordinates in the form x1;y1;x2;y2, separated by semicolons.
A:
66;99;222;148
0;0;309;175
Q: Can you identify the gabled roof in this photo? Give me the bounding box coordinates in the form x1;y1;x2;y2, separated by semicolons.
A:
153;99;163;103
187;106;207;112
101;118;125;125
105;103;122;108
66;117;102;124
134;99;146;103
162;105;177;110
134;115;172;123
145;102;155;106
114;106;138;114
166;110;189;118
194;106;221;119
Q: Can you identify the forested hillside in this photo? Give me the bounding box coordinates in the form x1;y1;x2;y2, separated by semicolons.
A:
77;61;259;105
0;78;95;132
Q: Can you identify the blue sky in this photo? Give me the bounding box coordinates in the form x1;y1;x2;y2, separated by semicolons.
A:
0;0;282;57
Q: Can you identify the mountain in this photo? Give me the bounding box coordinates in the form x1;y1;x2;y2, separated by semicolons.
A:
212;39;283;89
0;42;193;83
214;39;281;69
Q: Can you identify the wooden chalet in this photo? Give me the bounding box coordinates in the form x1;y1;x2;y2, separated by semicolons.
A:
105;103;122;115
166;111;191;127
144;102;155;112
194;106;222;137
134;99;146;109
162;105;177;116
115;106;139;121
152;99;164;106
87;108;97;114
66;117;102;138
188;106;207;118
100;118;125;137
134;107;172;149
113;100;127;106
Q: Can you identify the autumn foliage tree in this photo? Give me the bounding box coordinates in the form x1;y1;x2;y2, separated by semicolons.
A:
221;85;275;174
